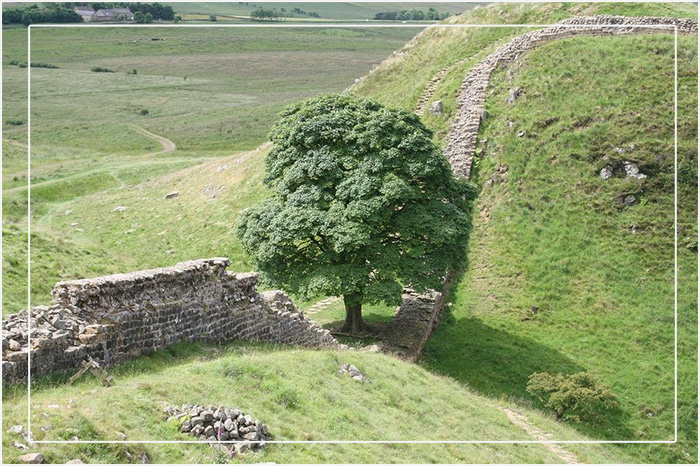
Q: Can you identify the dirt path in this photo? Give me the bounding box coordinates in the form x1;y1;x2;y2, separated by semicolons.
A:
501;408;581;464
305;296;341;315
129;124;176;156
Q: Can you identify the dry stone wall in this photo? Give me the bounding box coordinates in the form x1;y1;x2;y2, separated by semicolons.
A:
384;14;698;358
445;15;698;178
2;258;339;385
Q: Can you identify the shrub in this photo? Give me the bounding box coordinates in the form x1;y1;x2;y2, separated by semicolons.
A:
5;119;24;126
30;62;58;69
127;69;138;75
209;15;217;21
144;13;154;23
526;372;618;423
139;109;149;115
91;67;114;73
9;60;28;68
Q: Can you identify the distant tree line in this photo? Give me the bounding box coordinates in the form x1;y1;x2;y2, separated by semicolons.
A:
2;2;175;26
250;8;281;21
374;8;450;21
2;4;82;25
247;3;320;21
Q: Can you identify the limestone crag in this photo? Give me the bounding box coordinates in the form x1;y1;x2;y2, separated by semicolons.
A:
2;258;339;385
445;15;698;179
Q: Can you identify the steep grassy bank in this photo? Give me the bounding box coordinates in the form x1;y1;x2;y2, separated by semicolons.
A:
352;2;697;463
2;342;633;464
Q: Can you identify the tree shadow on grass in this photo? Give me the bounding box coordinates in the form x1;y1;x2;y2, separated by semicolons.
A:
422;316;634;440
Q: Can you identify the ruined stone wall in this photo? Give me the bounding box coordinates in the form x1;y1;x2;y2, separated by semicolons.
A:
2;258;338;385
445;15;698;178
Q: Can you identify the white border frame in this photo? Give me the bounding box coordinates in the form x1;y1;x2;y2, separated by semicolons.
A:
25;21;679;446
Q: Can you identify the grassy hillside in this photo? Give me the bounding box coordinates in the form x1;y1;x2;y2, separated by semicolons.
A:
1;25;418;314
2;341;634;464
352;2;698;463
1;2;698;464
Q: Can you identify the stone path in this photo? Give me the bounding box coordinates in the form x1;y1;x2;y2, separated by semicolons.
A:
305;296;341;315
501;408;581;464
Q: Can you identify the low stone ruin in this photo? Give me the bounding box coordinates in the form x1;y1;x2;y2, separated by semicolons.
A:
2;258;340;386
164;404;267;455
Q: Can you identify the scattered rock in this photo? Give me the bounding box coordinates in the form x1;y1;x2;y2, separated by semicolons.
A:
517;130;526;137
506;87;521;104
480;110;489;123
623;161;647;179
600;166;613;180
40;425;53;432
14;441;28;449
428;100;443;116
338;363;371;382
9;339;21;351
65;460;85;464
624;195;637;205
17;453;44;464
64;210;72;216
165;403;267;455
116;431;127;441
164;191;180;199
113;206;128;212
614;147;626;154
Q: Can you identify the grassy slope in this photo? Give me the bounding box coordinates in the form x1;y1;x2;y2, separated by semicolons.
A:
353;2;698;463
2;342;632;464
1;26;417;314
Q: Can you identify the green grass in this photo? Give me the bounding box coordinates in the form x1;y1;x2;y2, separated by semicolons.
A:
2;341;633;464
2;2;698;463
418;34;697;463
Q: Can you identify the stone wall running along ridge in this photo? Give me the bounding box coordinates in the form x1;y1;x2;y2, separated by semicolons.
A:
382;14;698;359
444;15;698;179
1;258;339;385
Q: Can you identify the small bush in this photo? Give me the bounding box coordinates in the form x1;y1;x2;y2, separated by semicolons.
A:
91;67;114;73
5;119;25;126
9;60;28;68
209;14;217;21
139;109;149;115
127;69;138;75
526;371;618;423
30;62;58;69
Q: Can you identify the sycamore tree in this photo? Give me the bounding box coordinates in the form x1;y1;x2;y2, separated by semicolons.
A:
237;94;475;333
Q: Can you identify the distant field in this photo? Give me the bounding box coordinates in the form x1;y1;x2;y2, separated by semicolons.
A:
1;25;419;314
167;2;483;20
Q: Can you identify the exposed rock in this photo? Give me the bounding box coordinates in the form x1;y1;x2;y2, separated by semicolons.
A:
113;206;127;212
65;460;85;464
13;441;28;449
338;363;372;382
428;100;443;116
480;110;489;123
600;166;613;180
624;195;637;205
9;339;20;351
517;130;526;137
164;191;180;199
506;87;521;104
17;453;44;464
623;161;647;179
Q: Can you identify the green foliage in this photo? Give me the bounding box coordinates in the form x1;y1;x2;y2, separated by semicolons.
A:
144;12;154;23
2;5;82;26
250;8;281;21
374;8;450;21
30;62;59;69
90;67;114;73
208;14;217;22
5;119;24;126
133;10;145;23
526;372;619;423
238;94;475;314
139;108;149;115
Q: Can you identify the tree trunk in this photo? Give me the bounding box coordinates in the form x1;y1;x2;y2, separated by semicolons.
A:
342;292;365;333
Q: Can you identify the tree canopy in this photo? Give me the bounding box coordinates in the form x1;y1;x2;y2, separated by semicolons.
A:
237;94;475;332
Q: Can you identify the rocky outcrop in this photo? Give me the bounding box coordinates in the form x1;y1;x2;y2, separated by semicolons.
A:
445;15;698;179
2;258;339;385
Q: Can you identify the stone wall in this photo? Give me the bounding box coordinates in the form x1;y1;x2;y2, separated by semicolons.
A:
2;258;339;385
383;14;698;359
445;15;698;179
